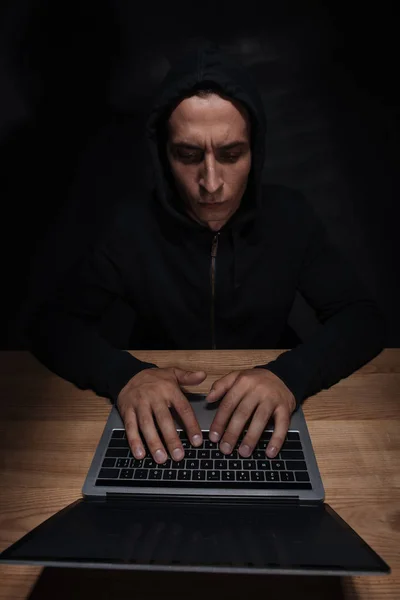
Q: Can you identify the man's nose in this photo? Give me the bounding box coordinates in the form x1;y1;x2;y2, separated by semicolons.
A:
199;156;224;196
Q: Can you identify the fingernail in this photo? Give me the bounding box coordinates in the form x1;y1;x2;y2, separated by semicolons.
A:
220;441;232;454
239;444;252;457
155;449;167;463
209;431;220;442
192;434;202;446
172;448;184;461
134;446;145;458
267;446;277;458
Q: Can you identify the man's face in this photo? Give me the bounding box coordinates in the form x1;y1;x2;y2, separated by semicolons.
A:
166;93;252;232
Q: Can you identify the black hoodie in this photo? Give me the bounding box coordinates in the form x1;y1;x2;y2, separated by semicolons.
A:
28;40;386;406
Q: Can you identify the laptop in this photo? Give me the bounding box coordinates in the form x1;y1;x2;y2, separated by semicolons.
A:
0;392;390;575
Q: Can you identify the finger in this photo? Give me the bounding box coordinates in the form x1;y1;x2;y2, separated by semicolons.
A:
124;409;146;459
266;407;291;458
173;392;203;447
173;368;207;385
208;384;244;446
137;406;168;464
219;394;258;456
153;403;185;462
206;371;240;403
239;403;274;457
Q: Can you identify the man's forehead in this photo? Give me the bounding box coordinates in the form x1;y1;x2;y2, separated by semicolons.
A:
168;94;249;127
170;139;249;150
167;95;250;145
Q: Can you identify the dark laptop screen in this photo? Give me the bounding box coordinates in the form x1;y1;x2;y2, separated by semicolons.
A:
0;499;389;575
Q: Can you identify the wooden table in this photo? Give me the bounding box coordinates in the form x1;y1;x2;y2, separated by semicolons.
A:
0;349;399;599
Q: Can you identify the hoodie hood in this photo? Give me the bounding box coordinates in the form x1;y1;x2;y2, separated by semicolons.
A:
146;39;267;234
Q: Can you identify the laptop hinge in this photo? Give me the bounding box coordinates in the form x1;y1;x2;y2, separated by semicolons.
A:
105;493;301;507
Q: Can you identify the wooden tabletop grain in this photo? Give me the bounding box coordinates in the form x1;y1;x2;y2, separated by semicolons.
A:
0;349;399;600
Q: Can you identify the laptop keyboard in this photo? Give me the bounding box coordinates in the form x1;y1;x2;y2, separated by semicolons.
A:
95;429;312;490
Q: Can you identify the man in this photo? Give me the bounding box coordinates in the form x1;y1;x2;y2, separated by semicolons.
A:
28;40;385;466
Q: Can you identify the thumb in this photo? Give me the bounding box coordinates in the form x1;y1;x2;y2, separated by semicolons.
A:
174;368;207;384
206;372;238;402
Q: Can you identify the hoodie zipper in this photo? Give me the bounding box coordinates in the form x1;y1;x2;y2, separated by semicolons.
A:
210;233;220;349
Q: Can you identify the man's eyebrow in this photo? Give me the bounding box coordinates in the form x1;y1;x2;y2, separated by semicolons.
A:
171;141;249;150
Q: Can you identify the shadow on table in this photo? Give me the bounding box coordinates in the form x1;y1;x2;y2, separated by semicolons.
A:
28;568;356;599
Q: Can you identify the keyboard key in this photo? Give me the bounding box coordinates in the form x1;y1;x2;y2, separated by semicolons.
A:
116;458;130;468
251;471;265;482
243;460;256;470
158;460;172;469
111;430;125;438
229;460;241;470
198;450;210;459
253;450;265;459
221;471;235;481
102;458;116;468
135;469;149;480
185;450;197;459
280;450;304;460
281;441;302;450
178;470;191;480
258;440;268;449
181;440;191;449
171;461;186;469
98;468;119;479
108;439;129;448
224;450;239;459
205;441;215;449
106;449;129;458
295;471;310;482
200;460;213;470
260;431;273;440
287;432;300;441
257;460;271;470
207;471;221;481
130;459;143;468
144;458;157;469
192;471;206;481
211;450;224;459
271;461;285;470
236;471;250;482
149;470;162;480
265;471;279;481
120;469;134;479
162;470;177;480
280;471;295;482
186;459;199;470
286;460;307;471
215;460;228;470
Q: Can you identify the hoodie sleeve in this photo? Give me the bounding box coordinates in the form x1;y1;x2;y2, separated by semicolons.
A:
27;228;158;404
254;206;387;407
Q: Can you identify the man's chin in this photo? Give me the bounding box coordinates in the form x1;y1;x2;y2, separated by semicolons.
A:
196;204;230;217
193;205;234;226
200;213;232;232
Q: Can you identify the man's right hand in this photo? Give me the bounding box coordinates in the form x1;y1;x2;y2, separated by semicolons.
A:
116;367;207;464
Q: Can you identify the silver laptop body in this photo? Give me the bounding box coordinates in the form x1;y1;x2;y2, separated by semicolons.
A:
83;393;325;503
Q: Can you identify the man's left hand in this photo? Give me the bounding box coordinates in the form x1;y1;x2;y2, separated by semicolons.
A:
205;369;296;458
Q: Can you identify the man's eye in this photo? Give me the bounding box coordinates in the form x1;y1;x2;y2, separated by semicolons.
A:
177;150;202;162
221;153;242;163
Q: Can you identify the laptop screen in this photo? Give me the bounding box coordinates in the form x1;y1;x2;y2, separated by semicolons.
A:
0;499;390;575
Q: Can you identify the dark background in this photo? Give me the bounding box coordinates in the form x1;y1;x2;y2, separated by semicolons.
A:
1;0;398;350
